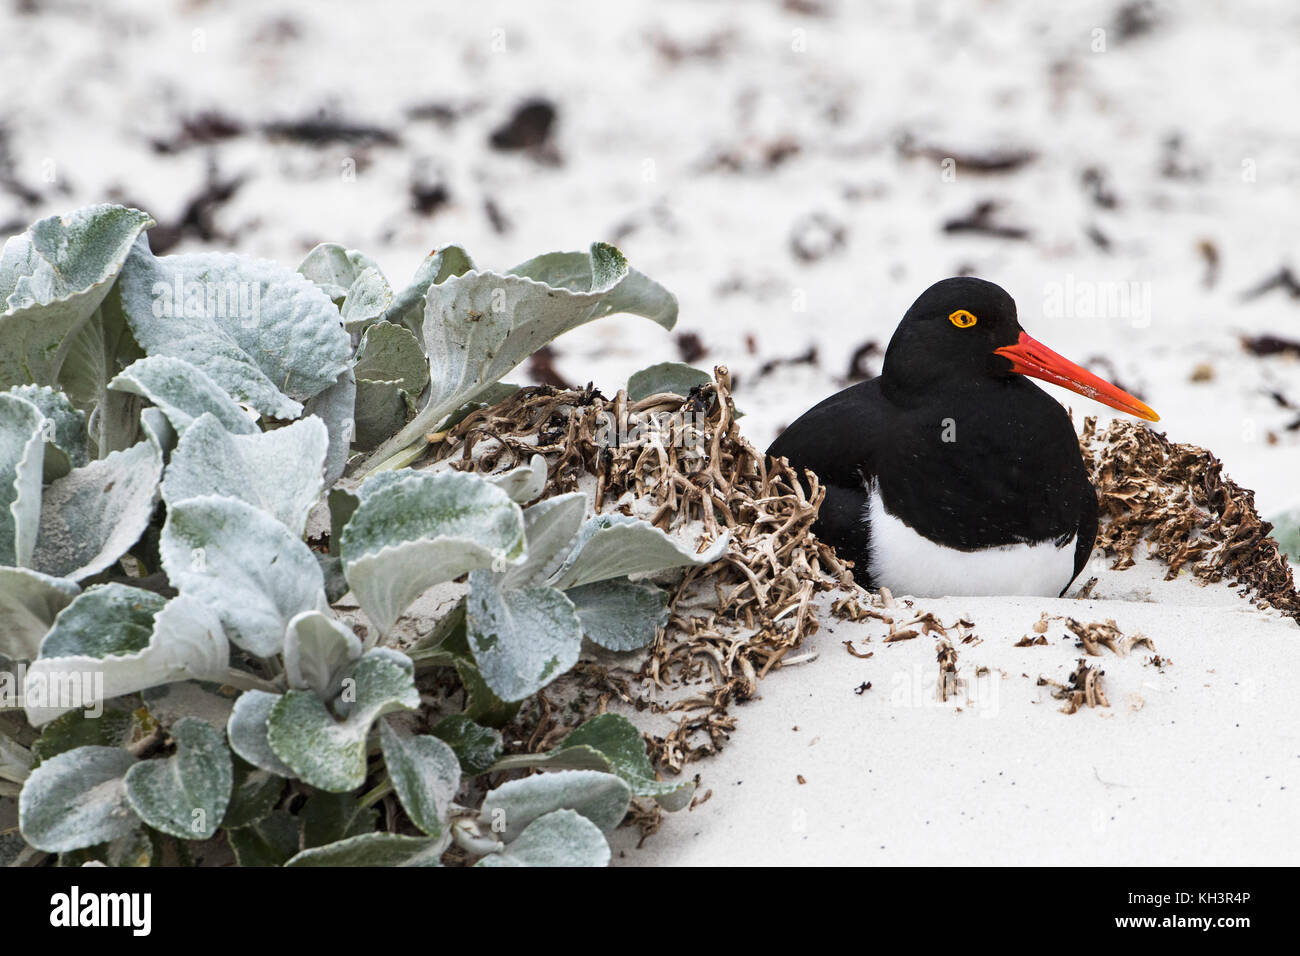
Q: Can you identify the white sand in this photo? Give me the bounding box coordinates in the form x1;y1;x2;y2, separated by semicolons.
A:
611;557;1300;865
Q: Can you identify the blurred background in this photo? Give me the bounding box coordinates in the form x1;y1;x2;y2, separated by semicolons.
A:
3;0;1299;524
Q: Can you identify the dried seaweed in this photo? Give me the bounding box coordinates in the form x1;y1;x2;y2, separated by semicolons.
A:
935;639;960;702
1039;659;1109;714
1080;418;1300;621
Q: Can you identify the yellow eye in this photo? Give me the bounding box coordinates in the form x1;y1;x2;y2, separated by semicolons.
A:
949;309;977;328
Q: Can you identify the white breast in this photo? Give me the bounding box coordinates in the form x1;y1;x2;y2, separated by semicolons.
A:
864;483;1078;598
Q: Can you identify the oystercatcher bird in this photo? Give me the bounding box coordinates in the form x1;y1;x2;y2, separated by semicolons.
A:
767;277;1158;597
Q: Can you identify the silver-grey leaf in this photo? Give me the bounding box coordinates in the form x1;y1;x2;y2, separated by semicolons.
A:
363;242;676;469
0;205;153;391
0;566;78;660
31;437;163;581
466;572;582;703
108;354;258;436
340;471;525;635
18;745;139;853
0;392;46;568
227;690;295;778
24;588;229;726
282;610;362;700
488;453;548;506
550;513;729;590
160;496;326;657
378;720;460;838
501;491;586;589
124;717;232;840
567;578;669;651
161;413;328;537
478;769;630;841
117;240;350;419
476;809;609;867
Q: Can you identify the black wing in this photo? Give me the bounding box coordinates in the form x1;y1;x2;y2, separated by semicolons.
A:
766;380;884;586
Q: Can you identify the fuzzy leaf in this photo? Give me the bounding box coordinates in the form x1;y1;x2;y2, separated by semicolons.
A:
454;659;522;729
551;513;729;589
568;578;669;651
286;832;447;867
222;759;285;830
302;367;356;487
340;471;524;634
0;392;45;568
352;379;408;451
55;294;146;456
476;809;609;867
108;354;258;436
561;713;694;810
0;566;79;659
5;385;89;481
124;717;232;840
431;714;503;776
297;243;383;303
500;492;586;589
25;588;229;725
466;572;582;703
226;690;295;778
18;745;139;853
161;414;328;537
627;361;712;402
383;244;475;338
30;702;140;763
117;240;350;419
478;769;629;841
340;268;394;333
352;323;427;448
0;730;33;783
283;610;362;700
266;648;419;792
0;205;153;391
31;437;163;581
378;720;460;838
227;809;299;867
161;496;326;657
488;453;548;506
298;790;377;848
354;322;429;394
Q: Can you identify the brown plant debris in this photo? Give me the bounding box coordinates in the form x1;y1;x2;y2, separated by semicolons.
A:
426;368;851;774
1039;660;1110;715
936;639;961;702
1080;417;1300;621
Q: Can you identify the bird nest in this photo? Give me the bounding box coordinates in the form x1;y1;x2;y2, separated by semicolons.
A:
422;373;1299;806
1079;417;1300;622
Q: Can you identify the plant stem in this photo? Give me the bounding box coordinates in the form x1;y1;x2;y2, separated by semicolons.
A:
361;440;427;478
220;669;280;693
358;778;393;809
405;646;459;670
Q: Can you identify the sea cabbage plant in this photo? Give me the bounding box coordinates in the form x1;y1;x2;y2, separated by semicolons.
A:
0;204;717;867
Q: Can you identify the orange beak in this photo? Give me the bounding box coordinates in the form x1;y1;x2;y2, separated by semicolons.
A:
995;331;1159;422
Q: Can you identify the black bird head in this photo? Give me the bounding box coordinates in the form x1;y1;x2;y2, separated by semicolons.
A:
882;276;1158;421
